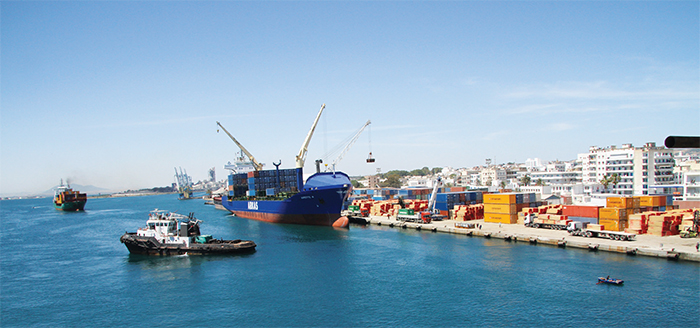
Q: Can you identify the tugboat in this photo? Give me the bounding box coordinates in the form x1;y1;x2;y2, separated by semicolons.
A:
53;179;87;211
120;209;256;256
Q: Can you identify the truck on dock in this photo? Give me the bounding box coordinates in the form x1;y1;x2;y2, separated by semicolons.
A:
396;208;441;224
524;214;636;241
523;214;569;230
567;221;637;241
347;204;368;218
396;175;446;224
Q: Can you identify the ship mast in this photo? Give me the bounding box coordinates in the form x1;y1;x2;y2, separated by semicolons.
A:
295;104;325;169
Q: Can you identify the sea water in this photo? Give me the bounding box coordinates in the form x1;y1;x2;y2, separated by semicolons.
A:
1;194;698;327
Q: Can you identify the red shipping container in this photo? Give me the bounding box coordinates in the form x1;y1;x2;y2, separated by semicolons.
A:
562;205;601;218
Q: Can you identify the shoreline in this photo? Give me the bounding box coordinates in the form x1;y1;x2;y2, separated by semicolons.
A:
93;192;180;198
361;215;700;263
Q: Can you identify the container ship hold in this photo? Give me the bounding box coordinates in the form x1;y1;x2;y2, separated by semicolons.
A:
217;104;352;227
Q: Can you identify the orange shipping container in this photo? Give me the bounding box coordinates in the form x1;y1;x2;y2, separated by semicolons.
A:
599;208;628;220
639;195;666;207
484;213;518;224
606;197;639;209
484;194;517;204
484;203;518;214
599;219;628;232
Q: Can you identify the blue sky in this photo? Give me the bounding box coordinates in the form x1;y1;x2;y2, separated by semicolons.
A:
1;1;698;196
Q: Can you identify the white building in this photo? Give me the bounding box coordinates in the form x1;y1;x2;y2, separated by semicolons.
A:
675;160;700;201
578;142;675;196
525;158;544;171
480;167;506;187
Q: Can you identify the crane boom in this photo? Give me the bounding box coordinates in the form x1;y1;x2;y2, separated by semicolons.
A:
328;120;371;172
216;121;263;171
428;175;444;214
295;104;325;168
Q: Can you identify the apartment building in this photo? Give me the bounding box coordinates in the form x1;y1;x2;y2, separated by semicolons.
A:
479;167;506;186
578;142;675;195
675;160;700;201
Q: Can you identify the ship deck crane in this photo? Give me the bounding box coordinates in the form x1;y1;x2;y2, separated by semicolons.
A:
325;120;371;172
296;104;325;169
217;121;263;171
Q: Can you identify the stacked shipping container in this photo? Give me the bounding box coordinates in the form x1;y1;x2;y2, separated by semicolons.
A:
597;196;641;232
227;169;300;199
434;191;483;211
483;193;534;224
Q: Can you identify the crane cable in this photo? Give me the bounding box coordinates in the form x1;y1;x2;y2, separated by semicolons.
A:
368;123;372;155
319;125;363;163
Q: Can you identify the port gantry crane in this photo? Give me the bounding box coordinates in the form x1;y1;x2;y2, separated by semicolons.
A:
216;121;264;171
323;120;371;173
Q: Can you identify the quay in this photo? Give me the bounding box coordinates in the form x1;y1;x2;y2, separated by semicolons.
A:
360;215;700;263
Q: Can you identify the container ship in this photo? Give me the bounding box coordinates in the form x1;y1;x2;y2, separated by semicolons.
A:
53;179;87;211
222;169;351;226
217;104;352;227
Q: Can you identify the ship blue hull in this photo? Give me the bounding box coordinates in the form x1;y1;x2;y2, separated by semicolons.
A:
222;171;352;226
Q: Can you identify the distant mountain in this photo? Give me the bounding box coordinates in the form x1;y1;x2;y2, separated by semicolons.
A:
41;184;110;196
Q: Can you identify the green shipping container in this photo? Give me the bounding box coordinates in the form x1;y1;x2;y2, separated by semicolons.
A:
398;209;415;215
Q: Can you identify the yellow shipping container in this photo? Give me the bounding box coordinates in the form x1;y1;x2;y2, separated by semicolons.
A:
484;203;517;214
484;213;518;224
483;194;517;204
599;219;628;232
599;208;628;220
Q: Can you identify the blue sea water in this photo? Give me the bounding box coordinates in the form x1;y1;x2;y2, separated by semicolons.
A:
1;194;698;327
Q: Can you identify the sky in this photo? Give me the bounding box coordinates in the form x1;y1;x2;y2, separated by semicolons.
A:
1;1;698;196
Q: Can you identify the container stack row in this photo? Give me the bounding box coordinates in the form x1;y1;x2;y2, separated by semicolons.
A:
638;195;673;212
434;191;484;217
352;188;401;201
227;169;300;198
397;188;433;200
349;198;431;217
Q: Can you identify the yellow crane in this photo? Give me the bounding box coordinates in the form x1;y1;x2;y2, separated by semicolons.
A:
295;104;325;169
216;121;263;171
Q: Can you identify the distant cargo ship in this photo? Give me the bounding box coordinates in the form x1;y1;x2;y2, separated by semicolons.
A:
53;179;87;211
218;104;352;227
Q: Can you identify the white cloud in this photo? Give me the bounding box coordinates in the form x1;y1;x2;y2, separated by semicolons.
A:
548;123;575;131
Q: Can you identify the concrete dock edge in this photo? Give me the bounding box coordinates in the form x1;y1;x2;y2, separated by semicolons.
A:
363;216;700;263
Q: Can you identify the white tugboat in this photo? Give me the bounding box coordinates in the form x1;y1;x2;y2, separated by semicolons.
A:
120;209;256;256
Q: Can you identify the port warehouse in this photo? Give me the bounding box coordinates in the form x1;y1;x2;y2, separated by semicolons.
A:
349;188;697;237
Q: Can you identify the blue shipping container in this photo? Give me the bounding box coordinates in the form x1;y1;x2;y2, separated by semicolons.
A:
435;202;450;211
